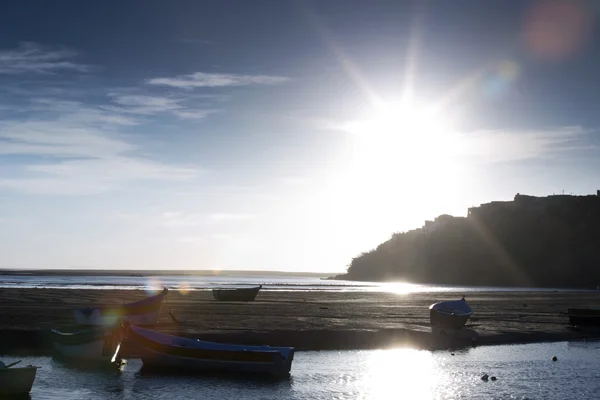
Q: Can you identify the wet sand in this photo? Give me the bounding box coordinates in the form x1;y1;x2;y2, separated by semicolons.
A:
1;288;599;354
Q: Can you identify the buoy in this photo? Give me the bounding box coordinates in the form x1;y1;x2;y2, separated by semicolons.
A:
491;376;497;381
552;356;558;361
481;374;489;381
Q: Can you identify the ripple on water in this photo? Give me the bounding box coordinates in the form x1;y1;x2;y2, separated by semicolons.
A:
3;341;600;399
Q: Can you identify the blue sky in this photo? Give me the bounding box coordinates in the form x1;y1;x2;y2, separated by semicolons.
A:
1;0;599;271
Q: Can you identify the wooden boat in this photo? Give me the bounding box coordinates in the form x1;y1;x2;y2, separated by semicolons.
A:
125;325;294;377
0;361;38;396
212;285;262;301
429;296;473;329
568;308;600;326
74;288;168;326
51;327;123;363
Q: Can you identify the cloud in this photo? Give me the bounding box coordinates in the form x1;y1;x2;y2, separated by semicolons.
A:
0;42;91;74
107;93;219;120
0;105;201;195
209;213;260;221
147;72;289;89
461;126;595;163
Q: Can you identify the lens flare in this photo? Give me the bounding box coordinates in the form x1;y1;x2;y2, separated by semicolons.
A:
178;282;191;295
524;0;593;60
145;278;163;295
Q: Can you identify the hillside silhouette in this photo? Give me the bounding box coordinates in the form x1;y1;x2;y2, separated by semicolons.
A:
337;193;600;287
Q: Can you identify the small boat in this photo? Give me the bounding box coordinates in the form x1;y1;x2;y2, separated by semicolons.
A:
51;327;123;363
568;308;600;326
74;288;168;327
429;296;472;329
0;361;38;396
212;285;262;301
125;324;294;377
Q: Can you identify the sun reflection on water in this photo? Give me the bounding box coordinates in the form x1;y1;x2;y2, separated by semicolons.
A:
364;348;436;399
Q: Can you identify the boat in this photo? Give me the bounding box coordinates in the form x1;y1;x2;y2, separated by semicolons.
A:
429;296;473;329
51;327;123;364
568;308;600;326
212;285;262;301
74;287;168;327
125;324;294;377
0;361;38;396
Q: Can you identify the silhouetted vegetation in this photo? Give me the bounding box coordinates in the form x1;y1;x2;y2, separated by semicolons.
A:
337;194;600;287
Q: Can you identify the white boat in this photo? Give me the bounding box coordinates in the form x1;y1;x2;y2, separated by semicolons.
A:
51;327;123;363
126;325;294;377
0;361;38;396
74;288;168;327
429;296;473;329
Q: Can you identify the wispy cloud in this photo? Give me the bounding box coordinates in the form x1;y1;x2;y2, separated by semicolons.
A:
0;42;91;74
147;72;289;89
461;126;596;163
107;92;220;120
209;213;260;221
0;105;201;195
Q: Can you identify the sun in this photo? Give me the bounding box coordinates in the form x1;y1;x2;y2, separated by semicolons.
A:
324;100;467;240
343;100;459;175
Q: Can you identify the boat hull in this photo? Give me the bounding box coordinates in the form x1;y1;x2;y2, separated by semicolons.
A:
128;326;293;377
0;367;37;395
212;286;261;302
74;288;167;326
430;309;470;329
568;308;600;326
51;329;122;363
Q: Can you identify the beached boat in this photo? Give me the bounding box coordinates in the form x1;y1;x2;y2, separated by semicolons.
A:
74;288;168;326
568;308;600;326
429;296;473;329
125;325;294;377
212;285;262;301
0;361;38;396
51;327;123;363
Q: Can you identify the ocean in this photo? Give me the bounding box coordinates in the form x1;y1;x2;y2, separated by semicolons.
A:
0;273;589;293
7;341;600;399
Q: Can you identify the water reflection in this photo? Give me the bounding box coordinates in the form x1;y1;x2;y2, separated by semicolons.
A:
6;341;600;399
365;349;435;399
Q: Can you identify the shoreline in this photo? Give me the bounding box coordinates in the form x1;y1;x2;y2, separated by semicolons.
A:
0;288;599;355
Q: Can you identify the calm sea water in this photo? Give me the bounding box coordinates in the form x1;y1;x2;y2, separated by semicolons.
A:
0;274;589;293
7;341;600;399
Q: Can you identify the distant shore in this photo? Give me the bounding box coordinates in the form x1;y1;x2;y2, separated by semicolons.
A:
0;269;335;278
0;288;599;356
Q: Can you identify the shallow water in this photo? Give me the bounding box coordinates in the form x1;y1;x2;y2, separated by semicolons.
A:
7;341;600;399
0;274;591;294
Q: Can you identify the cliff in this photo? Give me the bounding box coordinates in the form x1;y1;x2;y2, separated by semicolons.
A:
337;193;600;287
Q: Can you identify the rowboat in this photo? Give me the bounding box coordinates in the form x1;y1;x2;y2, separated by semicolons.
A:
125;325;294;377
0;361;38;396
568;308;600;326
74;288;168;327
51;327;123;364
429;296;472;329
212;285;262;301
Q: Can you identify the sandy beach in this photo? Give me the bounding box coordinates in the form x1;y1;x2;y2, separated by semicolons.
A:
1;288;599;355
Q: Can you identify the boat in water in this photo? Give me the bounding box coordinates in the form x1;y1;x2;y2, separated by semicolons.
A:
429;296;473;329
568;308;600;326
51;327;123;364
125;324;294;377
0;361;38;396
212;285;262;301
74;288;168;327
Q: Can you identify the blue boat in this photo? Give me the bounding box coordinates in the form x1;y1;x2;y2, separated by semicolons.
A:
126;325;294;377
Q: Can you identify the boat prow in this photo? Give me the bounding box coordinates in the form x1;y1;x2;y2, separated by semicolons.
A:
0;364;38;396
74;287;168;327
